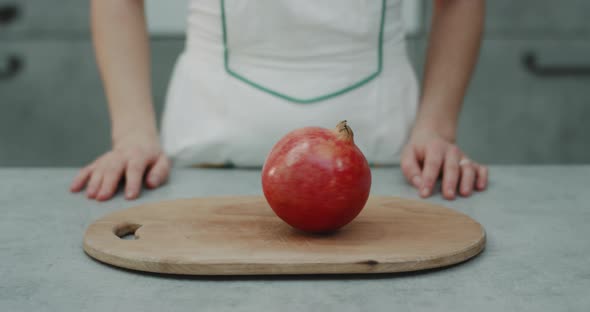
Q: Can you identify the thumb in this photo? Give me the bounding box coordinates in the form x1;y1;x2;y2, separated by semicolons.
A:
146;154;171;189
400;147;423;189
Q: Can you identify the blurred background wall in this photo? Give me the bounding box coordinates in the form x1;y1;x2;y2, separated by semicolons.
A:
0;0;589;166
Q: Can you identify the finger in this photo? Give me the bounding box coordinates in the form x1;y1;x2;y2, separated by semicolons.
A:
86;170;103;199
146;154;171;189
70;165;94;192
420;147;444;198
459;164;476;197
442;147;461;200
96;161;126;201
400;148;422;189
124;157;150;200
476;164;488;191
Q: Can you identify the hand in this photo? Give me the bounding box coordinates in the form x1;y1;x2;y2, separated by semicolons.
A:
70;132;170;201
400;129;488;200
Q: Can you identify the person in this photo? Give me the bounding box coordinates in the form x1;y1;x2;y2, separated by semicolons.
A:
70;0;488;201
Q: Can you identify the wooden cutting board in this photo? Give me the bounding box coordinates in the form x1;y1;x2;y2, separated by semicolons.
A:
83;196;485;275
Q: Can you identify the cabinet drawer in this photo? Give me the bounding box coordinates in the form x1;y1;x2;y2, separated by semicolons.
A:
0;0;89;36
0;40;108;166
456;40;590;163
425;0;590;37
0;39;184;166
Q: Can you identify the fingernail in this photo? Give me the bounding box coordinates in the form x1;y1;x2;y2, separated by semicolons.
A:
412;176;422;188
126;190;135;198
421;187;430;197
149;175;160;186
447;189;455;197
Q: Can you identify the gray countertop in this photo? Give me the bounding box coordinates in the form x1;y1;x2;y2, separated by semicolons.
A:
1;166;589;311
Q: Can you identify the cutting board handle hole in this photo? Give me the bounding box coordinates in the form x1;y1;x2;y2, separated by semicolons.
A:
114;223;142;240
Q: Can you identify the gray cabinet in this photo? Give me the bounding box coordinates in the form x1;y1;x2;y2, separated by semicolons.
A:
405;38;424;79
424;0;590;37
459;40;590;164
0;41;108;166
0;0;90;37
0;40;184;166
412;39;590;164
2;1;589;165
0;0;186;166
416;0;590;164
484;0;590;36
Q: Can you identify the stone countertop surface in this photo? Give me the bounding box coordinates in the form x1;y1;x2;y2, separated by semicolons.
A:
1;166;589;311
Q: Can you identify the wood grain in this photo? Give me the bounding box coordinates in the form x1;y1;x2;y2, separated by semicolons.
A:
83;196;485;275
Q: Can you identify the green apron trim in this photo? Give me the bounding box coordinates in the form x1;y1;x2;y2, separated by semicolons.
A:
220;0;386;104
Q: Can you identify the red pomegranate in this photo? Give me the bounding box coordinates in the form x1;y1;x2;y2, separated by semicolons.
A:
261;121;372;233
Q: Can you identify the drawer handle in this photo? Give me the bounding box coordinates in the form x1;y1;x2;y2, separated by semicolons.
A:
0;4;20;26
523;52;590;77
0;55;23;80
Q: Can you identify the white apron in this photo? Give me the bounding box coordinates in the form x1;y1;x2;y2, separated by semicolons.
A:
161;0;419;167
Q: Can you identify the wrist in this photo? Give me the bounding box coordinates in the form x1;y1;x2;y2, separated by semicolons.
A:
111;109;158;144
411;98;460;142
112;124;159;148
108;99;158;144
411;117;457;143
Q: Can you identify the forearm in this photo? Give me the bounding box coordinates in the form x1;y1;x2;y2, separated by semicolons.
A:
414;0;484;141
91;0;157;143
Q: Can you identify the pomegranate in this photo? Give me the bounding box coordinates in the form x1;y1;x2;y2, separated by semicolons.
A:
261;121;372;233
